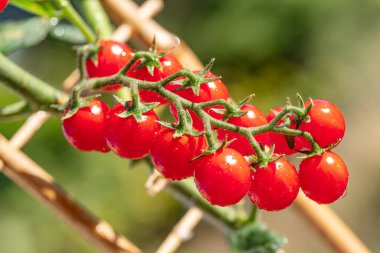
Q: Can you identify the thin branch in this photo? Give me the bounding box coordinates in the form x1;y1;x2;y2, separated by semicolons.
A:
101;0;203;68
155;207;203;253
0;134;143;253
294;192;371;253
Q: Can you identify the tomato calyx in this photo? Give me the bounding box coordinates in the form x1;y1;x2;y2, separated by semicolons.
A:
79;42;103;65
113;95;159;122
172;59;219;96
247;145;281;169
130;47;168;76
157;111;204;138
192;136;236;161
59;94;101;120
297;138;342;159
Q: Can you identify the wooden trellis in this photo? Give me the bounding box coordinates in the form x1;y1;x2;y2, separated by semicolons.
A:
0;1;372;253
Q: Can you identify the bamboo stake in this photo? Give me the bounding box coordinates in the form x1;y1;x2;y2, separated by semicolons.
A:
155;207;203;253
295;192;371;253
0;134;142;253
103;2;372;253
101;0;204;69
9;110;50;149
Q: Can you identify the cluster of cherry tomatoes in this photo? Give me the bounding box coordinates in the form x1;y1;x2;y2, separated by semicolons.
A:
62;40;349;211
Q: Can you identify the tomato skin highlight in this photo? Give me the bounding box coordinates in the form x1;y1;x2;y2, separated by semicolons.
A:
62;99;110;152
248;157;300;211
299;151;349;204
104;103;161;159
86;40;134;91
217;104;269;156
127;53;183;104
150;128;206;180
194;148;251;206
264;107;297;155
295;100;346;150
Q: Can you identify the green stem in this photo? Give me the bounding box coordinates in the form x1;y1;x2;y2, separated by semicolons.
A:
65;67;322;154
0;49;322;156
0;53;67;111
130;82;141;109
79;0;113;39
55;0;96;43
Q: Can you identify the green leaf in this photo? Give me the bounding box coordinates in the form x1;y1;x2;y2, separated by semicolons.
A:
228;222;287;253
10;0;61;17
49;23;86;44
0;17;51;54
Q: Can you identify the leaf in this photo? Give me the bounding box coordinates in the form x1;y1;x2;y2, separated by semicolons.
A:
49;23;86;44
10;0;61;17
228;222;287;253
0;17;51;54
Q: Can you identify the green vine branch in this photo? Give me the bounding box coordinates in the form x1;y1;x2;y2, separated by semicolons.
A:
54;0;96;42
0;53;67;115
79;0;114;39
67;49;322;165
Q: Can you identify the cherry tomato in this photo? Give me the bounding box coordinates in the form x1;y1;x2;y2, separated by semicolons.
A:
62;99;110;152
0;0;8;12
194;148;251;206
248;157;300;211
299;151;348;204
127;52;183;104
150;128;206;180
86;40;134;91
217;104;268;155
264;107;297;155
170;71;230;130
295;100;346;150
104;102;161;159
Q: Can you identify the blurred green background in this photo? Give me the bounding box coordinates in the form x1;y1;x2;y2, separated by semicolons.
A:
1;0;380;252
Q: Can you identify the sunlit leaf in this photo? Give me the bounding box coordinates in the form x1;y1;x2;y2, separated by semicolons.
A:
0;17;51;54
49;23;86;44
10;0;61;17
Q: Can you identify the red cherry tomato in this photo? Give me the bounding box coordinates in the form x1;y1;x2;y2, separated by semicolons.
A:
248;157;300;211
150;128;206;180
86;40;134;91
264;107;297;155
170;71;230;130
127;53;183;104
0;0;8;12
217;104;268;155
194;148;251;206
295;100;346;150
62;99;110;152
104;102;161;159
299;151;348;204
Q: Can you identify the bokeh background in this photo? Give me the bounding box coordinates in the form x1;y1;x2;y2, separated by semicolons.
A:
1;0;380;252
